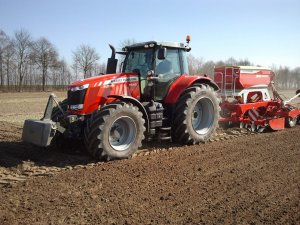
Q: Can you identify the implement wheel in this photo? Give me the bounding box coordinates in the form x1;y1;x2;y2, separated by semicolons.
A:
286;117;297;128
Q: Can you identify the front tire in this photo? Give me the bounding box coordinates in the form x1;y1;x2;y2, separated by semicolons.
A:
172;84;219;144
84;102;145;161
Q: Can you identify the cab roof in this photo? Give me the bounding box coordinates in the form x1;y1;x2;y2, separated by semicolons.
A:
124;41;186;50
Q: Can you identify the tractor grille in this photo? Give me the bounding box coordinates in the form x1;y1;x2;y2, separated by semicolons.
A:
67;89;87;107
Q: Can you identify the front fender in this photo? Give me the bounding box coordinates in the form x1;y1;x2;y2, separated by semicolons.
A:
108;95;150;132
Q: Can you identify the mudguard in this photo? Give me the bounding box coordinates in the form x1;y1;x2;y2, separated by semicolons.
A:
164;75;219;104
108;95;150;132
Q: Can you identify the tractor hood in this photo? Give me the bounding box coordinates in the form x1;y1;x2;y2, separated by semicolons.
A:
68;72;139;90
69;73;129;88
67;73;141;115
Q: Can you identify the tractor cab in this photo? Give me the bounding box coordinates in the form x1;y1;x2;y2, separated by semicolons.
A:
119;40;191;101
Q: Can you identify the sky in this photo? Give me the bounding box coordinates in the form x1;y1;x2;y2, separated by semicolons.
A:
0;0;299;69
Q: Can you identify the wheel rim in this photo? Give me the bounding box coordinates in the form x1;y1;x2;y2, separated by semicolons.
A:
109;116;137;151
192;97;215;135
288;117;297;127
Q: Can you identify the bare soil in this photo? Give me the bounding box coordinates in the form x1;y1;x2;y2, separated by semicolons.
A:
0;91;299;225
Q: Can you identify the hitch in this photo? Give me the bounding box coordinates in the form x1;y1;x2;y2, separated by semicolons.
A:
42;93;65;120
283;92;300;106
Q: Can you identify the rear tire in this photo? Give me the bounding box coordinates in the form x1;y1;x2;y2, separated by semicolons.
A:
172;84;219;144
84;102;145;161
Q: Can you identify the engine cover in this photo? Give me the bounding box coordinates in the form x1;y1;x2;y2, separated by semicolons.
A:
67;73;141;115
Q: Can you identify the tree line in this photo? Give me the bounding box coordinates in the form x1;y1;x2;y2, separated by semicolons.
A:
0;29;298;92
0;29;70;91
0;29;105;92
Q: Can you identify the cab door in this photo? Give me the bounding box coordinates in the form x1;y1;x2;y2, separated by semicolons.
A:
154;49;182;100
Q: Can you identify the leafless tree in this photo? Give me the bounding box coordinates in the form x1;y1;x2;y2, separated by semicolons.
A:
32;37;58;91
225;57;238;66
13;29;32;92
0;30;10;87
187;54;204;75
187;54;256;78
57;59;68;85
238;59;251;66
72;61;79;81
118;38;136;50
62;61;72;85
51;59;71;86
117;39;136;71
3;41;15;87
0;28;299;91
92;62;106;76
72;44;99;78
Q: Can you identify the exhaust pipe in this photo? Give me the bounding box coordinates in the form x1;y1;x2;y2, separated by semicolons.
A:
106;44;118;74
109;44;116;59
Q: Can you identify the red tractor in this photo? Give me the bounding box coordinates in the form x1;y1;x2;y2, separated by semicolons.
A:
22;37;220;160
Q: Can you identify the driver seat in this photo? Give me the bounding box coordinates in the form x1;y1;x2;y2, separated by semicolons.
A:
156;60;172;75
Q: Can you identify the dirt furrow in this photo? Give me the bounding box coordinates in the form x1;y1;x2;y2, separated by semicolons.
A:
0;120;299;224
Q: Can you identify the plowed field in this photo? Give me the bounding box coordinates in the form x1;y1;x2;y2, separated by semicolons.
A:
0;91;299;225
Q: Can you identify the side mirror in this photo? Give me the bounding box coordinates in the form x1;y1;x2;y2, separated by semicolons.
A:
157;47;167;60
296;89;300;96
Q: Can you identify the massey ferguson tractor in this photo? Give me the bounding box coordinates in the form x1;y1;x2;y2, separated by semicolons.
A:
22;36;220;160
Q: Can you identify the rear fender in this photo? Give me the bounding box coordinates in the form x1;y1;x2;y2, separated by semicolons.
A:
108;95;150;132
164;75;219;104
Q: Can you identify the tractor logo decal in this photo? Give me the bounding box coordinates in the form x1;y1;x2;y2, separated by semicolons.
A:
256;75;269;78
103;77;139;85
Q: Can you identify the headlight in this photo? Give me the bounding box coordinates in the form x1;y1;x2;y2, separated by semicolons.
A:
69;104;84;110
69;84;89;92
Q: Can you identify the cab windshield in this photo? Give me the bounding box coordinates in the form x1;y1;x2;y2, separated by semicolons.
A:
123;49;154;79
122;47;189;101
